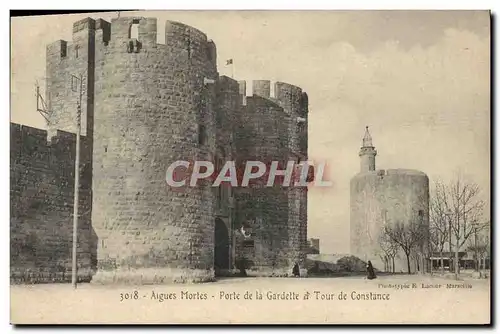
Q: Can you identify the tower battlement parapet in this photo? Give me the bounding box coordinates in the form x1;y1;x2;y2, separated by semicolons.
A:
10;123;91;153
252;80;271;98
46;40;68;58
217;75;240;91
73;17;96;33
236;80;308;115
61;17;218;66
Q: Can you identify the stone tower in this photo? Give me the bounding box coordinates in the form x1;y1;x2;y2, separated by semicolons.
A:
35;16;309;284
274;82;309;268
46;16;219;283
230;80;309;274
92;17;218;283
350;127;430;273
359;126;377;172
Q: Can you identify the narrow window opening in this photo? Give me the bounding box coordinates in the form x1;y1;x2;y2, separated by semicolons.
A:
75;45;79;58
217;186;223;209
206;45;212;62
382;209;388;223
129;20;140;39
104;145;108;153
186;36;192;58
71;75;79;92
215;156;222;209
198;125;206;145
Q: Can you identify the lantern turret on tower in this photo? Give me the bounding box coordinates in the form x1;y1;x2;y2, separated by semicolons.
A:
359;126;377;172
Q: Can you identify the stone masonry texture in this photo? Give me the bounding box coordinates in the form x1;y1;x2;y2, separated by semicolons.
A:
10;17;309;284
350;169;430;273
10;124;95;283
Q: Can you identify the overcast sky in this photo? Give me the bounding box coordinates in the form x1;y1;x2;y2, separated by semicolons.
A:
11;11;490;254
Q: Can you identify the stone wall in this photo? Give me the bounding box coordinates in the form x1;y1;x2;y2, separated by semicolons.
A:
350;169;430;272
10;123;96;283
10;16;309;284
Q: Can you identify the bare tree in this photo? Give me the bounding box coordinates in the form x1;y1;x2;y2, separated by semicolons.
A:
429;180;450;274
467;221;490;277
378;231;398;273
479;225;491;276
445;176;485;280
382;213;427;274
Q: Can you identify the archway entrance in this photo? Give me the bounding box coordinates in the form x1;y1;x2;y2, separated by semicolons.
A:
214;218;230;276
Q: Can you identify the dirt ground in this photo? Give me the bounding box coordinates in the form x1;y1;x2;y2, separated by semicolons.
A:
10;274;490;324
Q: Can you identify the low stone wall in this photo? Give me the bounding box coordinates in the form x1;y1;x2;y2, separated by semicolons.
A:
10;267;95;284
91;268;216;285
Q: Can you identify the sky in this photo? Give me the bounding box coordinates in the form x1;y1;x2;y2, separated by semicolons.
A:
10;11;491;254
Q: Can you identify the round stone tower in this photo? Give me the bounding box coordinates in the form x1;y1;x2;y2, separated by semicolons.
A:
91;17;218;283
350;127;430;273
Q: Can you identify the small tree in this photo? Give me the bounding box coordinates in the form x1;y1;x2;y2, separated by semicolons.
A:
480;226;491;274
429;181;450;274
382;214;427;274
467;221;490;276
378;231;398;273
446;176;485;280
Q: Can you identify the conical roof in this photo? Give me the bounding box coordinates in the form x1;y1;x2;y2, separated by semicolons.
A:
362;126;373;147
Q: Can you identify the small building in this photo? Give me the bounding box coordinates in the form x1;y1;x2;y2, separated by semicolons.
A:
429;251;491;271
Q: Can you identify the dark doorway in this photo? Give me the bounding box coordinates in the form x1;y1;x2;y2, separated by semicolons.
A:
214;218;230;276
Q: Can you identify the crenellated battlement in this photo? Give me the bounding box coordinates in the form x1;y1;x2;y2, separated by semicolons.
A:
238;80;306;101
73;17;96;33
10;123;89;155
49;17;217;64
69;17;214;51
46;40;68;58
95;18;111;43
274;81;302;105
11;123;47;143
217;75;240;94
236;80;309;118
252;80;271;99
